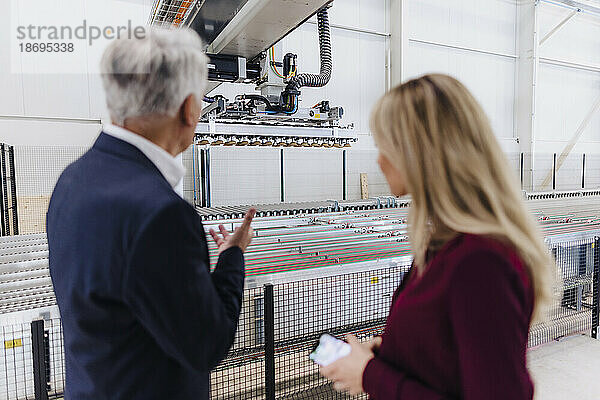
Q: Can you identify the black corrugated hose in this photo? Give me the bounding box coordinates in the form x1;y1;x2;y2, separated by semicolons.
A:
289;7;332;89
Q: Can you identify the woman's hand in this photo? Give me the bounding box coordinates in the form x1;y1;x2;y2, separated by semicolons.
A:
365;336;382;353
319;335;377;396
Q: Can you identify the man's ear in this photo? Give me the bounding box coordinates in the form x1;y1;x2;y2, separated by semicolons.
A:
179;95;198;127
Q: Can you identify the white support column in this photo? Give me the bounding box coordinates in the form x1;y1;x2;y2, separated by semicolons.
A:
389;0;408;88
514;0;539;190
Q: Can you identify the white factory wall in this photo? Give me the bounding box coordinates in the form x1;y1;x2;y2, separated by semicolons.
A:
535;2;600;154
0;0;154;146
402;0;519;153
400;0;600;191
285;149;344;202
210;147;282;206
2;0;600;208
531;2;600;189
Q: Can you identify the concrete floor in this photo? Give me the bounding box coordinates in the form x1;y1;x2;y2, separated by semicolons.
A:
528;334;600;400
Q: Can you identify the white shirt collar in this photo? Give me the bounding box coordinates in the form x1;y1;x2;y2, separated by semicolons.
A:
102;123;185;190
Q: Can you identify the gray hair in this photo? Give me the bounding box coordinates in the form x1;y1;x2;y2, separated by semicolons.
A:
100;27;208;125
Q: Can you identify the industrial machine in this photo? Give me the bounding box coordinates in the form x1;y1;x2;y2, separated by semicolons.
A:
1;192;600;399
149;0;355;147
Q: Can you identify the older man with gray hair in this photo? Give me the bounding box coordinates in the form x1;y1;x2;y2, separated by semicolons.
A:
47;27;255;399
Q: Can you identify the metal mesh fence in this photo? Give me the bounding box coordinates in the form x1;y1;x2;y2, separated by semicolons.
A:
0;238;598;399
587;154;600;189
44;319;64;398
0;323;34;400
5;146;600;235
517;153;598;192
528;237;597;347
270;267;407;400
556;153;585;192
13;146;88;235
9;144;200;234
0;319;64;400
210;287;265;400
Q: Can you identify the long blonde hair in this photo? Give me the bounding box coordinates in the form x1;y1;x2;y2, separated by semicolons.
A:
370;74;553;321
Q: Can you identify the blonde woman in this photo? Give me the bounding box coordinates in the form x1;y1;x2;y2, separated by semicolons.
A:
320;74;553;399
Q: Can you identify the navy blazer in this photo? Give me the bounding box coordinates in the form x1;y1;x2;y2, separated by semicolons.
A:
47;133;245;399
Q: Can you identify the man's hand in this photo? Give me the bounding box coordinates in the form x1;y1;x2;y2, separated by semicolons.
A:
209;208;256;254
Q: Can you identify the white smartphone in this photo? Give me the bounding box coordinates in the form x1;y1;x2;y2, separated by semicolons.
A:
309;334;352;366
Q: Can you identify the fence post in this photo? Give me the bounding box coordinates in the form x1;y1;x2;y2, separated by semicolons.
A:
199;148;211;208
191;144;198;207
592;237;599;339
205;148;211;207
1;145;9;233
582;153;586;189
264;284;276;400
280;149;285;203
0;144;6;236
31;320;49;400
552;153;557;191
342;150;347;201
520;152;524;190
8;146;18;235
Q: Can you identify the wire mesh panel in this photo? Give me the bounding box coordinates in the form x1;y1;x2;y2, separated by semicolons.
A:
556;153;584;191
45;319;64;398
521;153;534;192
210;287;265;400
0;323;34;400
345;150;390;200
209;147;281;207
532;153;555;191
593;237;599;339
505;152;521;186
529;237;598;347
13;146;88;234
181;145;196;205
271;265;408;399
284;149;343;203
587;154;600;189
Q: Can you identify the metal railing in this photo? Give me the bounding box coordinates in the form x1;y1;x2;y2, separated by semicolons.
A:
2;145;599;233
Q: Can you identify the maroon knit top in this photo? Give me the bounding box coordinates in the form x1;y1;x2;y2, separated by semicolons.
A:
363;233;534;399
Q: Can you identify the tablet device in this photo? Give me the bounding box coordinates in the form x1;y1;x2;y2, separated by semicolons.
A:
309;334;351;366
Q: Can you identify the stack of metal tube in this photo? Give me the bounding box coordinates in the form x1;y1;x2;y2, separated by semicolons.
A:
1;193;599;312
0;193;598;400
0;234;53;315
